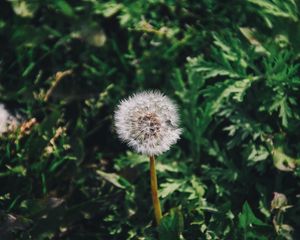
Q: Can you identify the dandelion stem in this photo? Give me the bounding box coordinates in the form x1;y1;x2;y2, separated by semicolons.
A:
149;155;162;225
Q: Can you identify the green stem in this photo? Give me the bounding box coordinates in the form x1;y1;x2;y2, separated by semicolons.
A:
149;155;162;225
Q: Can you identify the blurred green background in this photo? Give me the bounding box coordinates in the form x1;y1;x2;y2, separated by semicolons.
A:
1;0;300;239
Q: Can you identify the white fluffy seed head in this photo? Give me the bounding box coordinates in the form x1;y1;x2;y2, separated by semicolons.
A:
0;104;20;135
114;91;181;156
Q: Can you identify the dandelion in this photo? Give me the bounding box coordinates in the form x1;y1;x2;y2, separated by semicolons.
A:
114;91;181;156
114;90;181;225
0;104;20;135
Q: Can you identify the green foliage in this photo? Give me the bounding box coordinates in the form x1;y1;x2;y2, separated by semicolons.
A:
1;0;300;239
158;208;184;240
238;202;269;240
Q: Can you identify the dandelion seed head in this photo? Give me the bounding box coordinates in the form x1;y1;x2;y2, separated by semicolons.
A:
0;104;20;134
114;91;181;155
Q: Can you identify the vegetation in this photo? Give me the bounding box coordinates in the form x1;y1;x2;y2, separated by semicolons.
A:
0;0;300;239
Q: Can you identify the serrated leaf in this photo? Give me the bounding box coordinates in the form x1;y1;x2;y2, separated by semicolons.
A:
159;181;182;198
247;0;298;21
279;97;292;128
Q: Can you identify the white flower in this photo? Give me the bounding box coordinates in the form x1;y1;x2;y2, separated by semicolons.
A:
114;91;181;156
0;104;20;134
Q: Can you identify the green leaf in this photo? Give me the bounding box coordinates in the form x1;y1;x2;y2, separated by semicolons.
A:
238;201;267;229
0;165;27;177
101;3;123;18
22;62;35;77
159;181;183;198
247;0;298;22
248;145;269;163
158;208;184;240
278;96;292;128
96;170;130;189
54;0;75;17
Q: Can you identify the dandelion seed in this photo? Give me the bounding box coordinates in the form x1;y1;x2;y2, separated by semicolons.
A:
114;91;181;156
